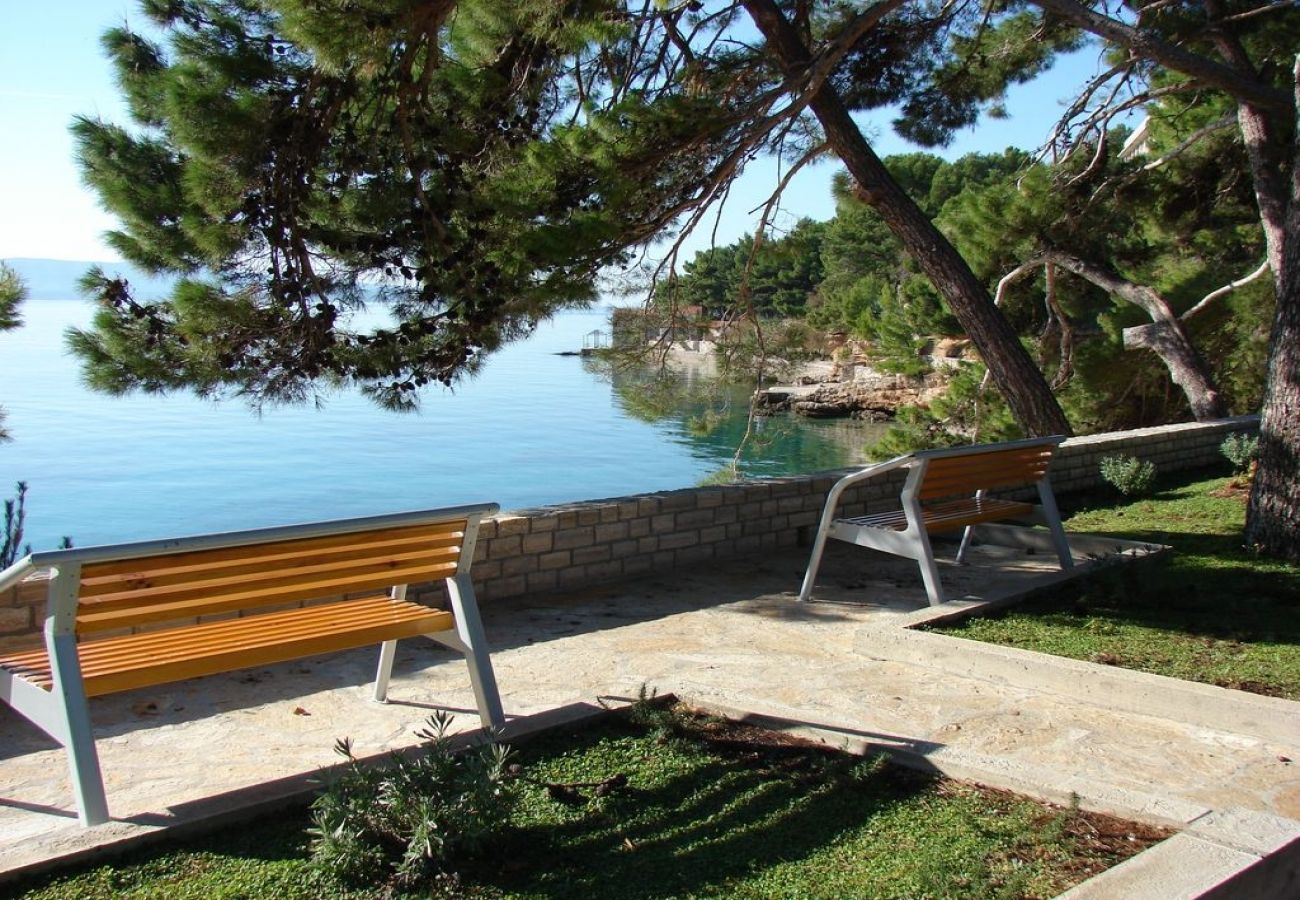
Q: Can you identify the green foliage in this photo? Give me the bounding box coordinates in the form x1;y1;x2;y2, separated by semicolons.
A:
308;712;514;891
868;363;1021;460
72;0;770;409
2;481;28;568
656;218;827;319
1099;455;1158;497
1221;433;1259;476
0;263;25;442
0;262;24;332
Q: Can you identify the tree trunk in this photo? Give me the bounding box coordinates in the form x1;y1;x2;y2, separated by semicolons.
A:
1245;56;1300;559
742;0;1072;438
1036;249;1226;420
1244;242;1300;558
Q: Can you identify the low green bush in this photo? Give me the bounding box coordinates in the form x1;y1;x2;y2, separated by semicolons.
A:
308;711;514;891
1220;433;1259;477
1099;455;1157;497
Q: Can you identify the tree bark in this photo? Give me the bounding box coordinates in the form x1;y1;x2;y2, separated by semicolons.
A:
1244;56;1300;559
743;0;1072;437
1036;249;1226;420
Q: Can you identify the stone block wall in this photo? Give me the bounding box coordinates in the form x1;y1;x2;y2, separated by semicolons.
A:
0;416;1259;648
452;415;1259;605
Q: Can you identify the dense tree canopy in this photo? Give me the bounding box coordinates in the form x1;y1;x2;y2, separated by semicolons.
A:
69;0;1299;555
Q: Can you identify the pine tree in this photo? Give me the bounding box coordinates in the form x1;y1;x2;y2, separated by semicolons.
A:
73;0;1073;436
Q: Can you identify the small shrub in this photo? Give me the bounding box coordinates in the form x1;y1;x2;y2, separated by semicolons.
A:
1099;455;1157;497
1221;433;1259;477
309;711;514;891
2;481;27;568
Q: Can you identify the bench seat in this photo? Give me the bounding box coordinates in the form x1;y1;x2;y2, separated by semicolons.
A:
0;595;454;697
834;498;1034;536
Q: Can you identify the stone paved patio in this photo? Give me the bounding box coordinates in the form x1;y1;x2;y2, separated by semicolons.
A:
2;530;1298;894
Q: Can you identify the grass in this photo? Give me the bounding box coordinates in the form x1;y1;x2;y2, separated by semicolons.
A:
934;467;1300;699
3;705;1166;900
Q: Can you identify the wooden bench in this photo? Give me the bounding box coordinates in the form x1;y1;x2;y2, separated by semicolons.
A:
0;504;504;827
799;436;1073;606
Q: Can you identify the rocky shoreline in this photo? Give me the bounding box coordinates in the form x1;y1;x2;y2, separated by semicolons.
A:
754;368;951;419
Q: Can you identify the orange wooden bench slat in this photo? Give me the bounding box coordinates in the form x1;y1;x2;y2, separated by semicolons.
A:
0;596;455;696
62;596;407;669
918;450;1054;499
78;531;464;594
79;521;467;582
78;543;461;611
75;559;461;633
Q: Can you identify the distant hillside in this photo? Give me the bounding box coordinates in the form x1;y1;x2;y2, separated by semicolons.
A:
3;258;177;302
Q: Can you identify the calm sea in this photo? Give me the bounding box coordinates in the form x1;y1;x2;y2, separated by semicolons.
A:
0;301;882;551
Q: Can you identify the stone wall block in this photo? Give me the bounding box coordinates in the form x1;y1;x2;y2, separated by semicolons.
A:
0;606;32;634
658;531;699;551
493;516;529;538
699;525;727;545
594;522;630;543
522;532;554;554
538;550;572;571
675;509;716;529
572;545;612;566
553;527;595;551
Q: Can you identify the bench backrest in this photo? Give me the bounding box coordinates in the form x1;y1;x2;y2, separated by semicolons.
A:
912;437;1063;501
8;504;499;638
73;520;466;635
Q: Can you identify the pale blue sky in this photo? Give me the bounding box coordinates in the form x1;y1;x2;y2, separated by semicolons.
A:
0;2;1109;264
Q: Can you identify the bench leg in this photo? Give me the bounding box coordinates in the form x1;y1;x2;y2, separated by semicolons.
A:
49;636;109;826
1037;480;1074;570
955;490;985;565
798;525;832;602
372;639;398;703
955;525;976;565
447;575;505;729
911;529;946;606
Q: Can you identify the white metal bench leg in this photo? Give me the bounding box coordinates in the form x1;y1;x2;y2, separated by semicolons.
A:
446;574;505;729
50;635;109;826
798;524;832;602
372;640;398;703
913;536;946;606
955;490;985;565
1038;479;1074;570
372;584;407;702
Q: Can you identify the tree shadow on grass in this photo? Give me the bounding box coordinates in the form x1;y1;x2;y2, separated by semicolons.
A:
468;722;939;899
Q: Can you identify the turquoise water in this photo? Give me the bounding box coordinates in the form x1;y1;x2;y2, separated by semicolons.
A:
0;301;881;551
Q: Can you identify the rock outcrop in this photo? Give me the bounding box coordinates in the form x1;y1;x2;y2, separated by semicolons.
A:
755;369;951;419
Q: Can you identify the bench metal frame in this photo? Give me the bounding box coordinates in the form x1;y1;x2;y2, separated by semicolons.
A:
800;436;1073;606
0;503;504;827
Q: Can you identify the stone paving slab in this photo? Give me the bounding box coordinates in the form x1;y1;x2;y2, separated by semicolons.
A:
1;533;1298;896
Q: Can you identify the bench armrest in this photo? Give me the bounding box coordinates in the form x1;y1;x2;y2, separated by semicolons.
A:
0;556;35;594
818;454;914;523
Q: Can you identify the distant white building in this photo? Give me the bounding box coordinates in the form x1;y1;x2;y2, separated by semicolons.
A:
1119;118;1152;160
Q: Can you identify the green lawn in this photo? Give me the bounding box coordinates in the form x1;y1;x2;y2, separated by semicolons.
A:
4;708;1164;900
936;468;1300;699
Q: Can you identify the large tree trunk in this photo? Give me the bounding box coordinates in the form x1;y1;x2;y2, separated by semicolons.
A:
1037;249;1226;420
1245;57;1300;559
743;0;1072;438
1244;231;1300;558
